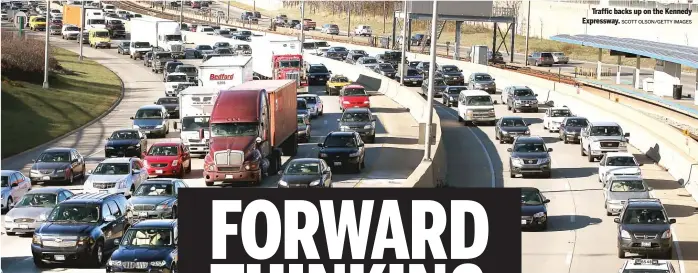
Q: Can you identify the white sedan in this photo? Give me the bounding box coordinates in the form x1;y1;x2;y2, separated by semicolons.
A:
598;152;643;184
543;106;573;132
83;157;148;197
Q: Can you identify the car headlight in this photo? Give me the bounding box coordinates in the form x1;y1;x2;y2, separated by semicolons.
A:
533;212;546;218
363;124;373;129
524;130;530;134
342;101;350;104
539;157;550;164
38;213;48;221
77;236;92;246
466;110;473;116
449;97;455;101
515;100;522;104
106;146;115;149
156;125;163;128
488;109;495;114
156;203;170;210
319;153;328;158
500;130;508;135
117;178;127;189
171;160;179;166
108;260;122;266
620;229;631;239
532;100;539;104
608;199;622;204
511;158;523;166
32;234;41;244
340;126;350;130
619;142;627;147
309;180;321;186
349;151;361;157
56;169;65;173
133;125;140;129
206;164;214;171
150;260;167;267
661;229;672;239
31;170;40;174
278;180;288;187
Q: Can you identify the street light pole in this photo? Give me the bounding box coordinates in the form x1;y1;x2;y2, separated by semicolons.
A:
79;1;85;61
423;0;439;161
179;0;184;26
300;0;305;48
227;1;230;23
524;0;531;66
43;0;51;89
399;0;407;86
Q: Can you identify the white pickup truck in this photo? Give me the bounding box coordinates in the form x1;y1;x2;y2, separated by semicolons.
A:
598;152;643;184
580;121;630;162
543;106;573;132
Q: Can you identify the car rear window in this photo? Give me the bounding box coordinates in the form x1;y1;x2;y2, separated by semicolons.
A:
541;53;553;57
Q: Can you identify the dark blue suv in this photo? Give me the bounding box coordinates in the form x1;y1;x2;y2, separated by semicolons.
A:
106;219;178;273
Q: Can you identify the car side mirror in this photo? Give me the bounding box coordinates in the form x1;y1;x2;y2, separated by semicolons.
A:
32;159;36;162
506;148;513;152
639;163;644;166
199;128;205;140
492;78;495;80
130;117;134;120
328;70;332;73
104;215;116;222
493;100;498;104
114;238;120;245
277;170;283;175
153;101;157;104
648;187;653;191
317;143;324;147
543;199;550;203
548;148;553;152
322;170;330;174
624;133;630;137
358;143;364;147
535;94;539;96
88;170;93;174
132;170;140;174
337;119;341;122
173;122;178;130
613;218;620;223
670;219;676;224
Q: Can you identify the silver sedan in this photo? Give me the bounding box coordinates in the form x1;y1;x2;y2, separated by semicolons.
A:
4;188;75;235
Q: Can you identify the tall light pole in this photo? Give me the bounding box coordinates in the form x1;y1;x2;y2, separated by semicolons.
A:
79;1;85;61
347;4;351;37
227;0;230;23
179;0;184;26
423;0;439;161
399;0;407;86
300;0;305;49
524;0;531;65
43;0;51;89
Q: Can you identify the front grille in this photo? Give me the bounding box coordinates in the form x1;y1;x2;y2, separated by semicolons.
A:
93;182;116;189
349;126;364;130
41;170;53;174
285;72;300;86
139;126;156;129
122;261;149;269
213;150;244;166
171;44;183;52
14;218;35;223
289;184;308;188
633;233;658;239
151;163;168;167
188;139;201;143
523;159;538;164
218;166;240;172
600;142;620;148
41;236;78;247
133;204;156;211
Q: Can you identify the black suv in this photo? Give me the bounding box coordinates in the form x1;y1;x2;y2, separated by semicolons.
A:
495;116;530;144
32;193;130;267
306;64;331;86
507;136;553;178
106;219;178;273
317;132;366;173
615;198;676;259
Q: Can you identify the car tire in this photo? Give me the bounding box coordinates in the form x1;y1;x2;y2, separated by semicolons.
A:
617;248;625;259
90;241;104;267
186;163;192;174
171;263;178;273
368;135;375;143
68;171;74;185
563;138;568;144
172;207;178;219
458;115;463;122
543;171;552;178
588;147;595;162
606;211;612;216
354;162;362;173
33;256;47;268
177;166;184;178
205;181;214;186
509;170;515;178
361;160;366;169
538;221;548;231
580;144;586;156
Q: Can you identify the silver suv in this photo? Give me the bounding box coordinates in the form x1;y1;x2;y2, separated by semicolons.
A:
507;136;553;178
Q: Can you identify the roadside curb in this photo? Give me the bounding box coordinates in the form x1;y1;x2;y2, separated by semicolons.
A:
0;58;126;166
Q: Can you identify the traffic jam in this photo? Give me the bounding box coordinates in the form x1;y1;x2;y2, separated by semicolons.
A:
0;0;686;272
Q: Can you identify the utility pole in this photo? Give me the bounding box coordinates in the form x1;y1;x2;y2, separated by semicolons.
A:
300;0;305;48
524;0;531;66
179;0;184;26
43;0;51;89
399;0;408;86
347;4;351;37
79;1;85;60
227;0;230;23
423;0;439;161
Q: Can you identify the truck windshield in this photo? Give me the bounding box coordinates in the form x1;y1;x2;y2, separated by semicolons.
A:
218;30;230;35
590;126;622;136
466;96;493;106
66;26;80;31
164;35;182;41
279;60;301;68
210;123;258;137
182;116;210;131
315;41;329;48
133;42;150;48
88;19;105;25
167;75;187;82
176;66;197;73
94;31;109;38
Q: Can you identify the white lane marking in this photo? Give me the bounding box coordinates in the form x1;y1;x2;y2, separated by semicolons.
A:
564;182;576;223
565;252;573;265
650;191;686;273
437;106;496;187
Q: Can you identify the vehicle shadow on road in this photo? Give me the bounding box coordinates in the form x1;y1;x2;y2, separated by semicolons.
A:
674;241;698;261
663;204;698;218
541;136;559;144
553;167;597;179
523;117;543;125
545;214;602;232
370;107;410;114
645;178;681;191
375;136;418;145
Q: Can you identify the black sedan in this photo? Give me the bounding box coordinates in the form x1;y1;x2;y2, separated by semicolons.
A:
495;117;530;144
317;131;366;173
435;65;464;85
441;86;467;107
372;63;397;79
106;219;178;273
127;178;186;223
326;46;349;60
155;97;179;118
558;117;589;144
521;187;550;231
277;158;333;188
116;41;130;55
420;77;447;97
105;129;148;158
28;148;86;184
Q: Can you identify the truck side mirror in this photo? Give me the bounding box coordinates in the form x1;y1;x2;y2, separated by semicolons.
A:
199;128;205;140
506;148;513;152
130;117;134;120
173;122;178;130
624;133;630;137
613;218;620;223
256;137;262;144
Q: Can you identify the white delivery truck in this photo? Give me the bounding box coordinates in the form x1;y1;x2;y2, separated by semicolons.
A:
85;9;106;29
129;17;185;58
198;56;254;88
178;86;220;156
250;36;303;84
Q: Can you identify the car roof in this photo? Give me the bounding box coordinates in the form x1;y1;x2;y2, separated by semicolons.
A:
151;142;180;147
510;86;531;90
0;170;21;176
62;192;117;204
113;129;139;133
459;90;490;96
501;116;524;120
131;219;177;229
589;121;620;126
288;158;322;164
514;136;545;143
328;131;356;137
626;199;663;208
142;178;179;184
343;108;371;114
28;187;69;194
42;147;74;153
100;157;133;164
138;104;165;110
604;152;635;157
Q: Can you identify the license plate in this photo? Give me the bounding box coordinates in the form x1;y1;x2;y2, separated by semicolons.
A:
411;80;417;83
100;190;108;193
521;220;527;225
155;170;163;174
524;104;530;106
42;176;50;181
54;255;65;261
641;242;651;247
225;174;233;179
139;212;148;217
333;162;342;166
19;224;29;229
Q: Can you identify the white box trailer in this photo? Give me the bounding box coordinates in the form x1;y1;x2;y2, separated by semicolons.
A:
250;36;301;78
130;17;184;57
198;56;254;88
178;86;220;155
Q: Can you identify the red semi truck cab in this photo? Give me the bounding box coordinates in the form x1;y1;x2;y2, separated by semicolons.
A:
200;80;299;186
273;55;306;86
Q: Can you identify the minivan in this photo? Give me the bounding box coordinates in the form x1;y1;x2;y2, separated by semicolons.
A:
457;90;497;126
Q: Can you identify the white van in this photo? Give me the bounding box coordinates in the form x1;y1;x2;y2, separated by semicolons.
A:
354;25;372;36
457;90;497;125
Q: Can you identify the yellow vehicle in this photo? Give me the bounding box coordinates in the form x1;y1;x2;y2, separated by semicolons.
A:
326;74;351;96
88;28;111;49
28;16;47;31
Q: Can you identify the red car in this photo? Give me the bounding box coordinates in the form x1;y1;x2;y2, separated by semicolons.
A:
339;84;370;111
143;142;192;178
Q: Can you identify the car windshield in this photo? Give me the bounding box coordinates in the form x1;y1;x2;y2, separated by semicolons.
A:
121;42;130;47
215;42;230;47
622;208;669;224
109;20;122;25
121;228;174;247
442;66;459;72
166;63;181;71
466;96;492;106
541;53;554;58
16;193;57;207
590;126;622;136
0;176;8;187
167;75;187;82
93;163;130;175
110;131;139;140
134;183;174;196
202;27;213;32
514;89;534;96
342;112;371;122
300;96;317;104
473;74;492;81
324;135;357;148
362;58;378;64
308;66;328;73
501;119;526;127
447;87;467;94
607;156;637;166
353;50;366;55
148;145;178;156
297;100;308;110
66;26;79;31
610;180;646;192
331;76;349;82
218;30;230;34
379;64;394;70
135;109;163;119
210;123;258;137
303;42;316;49
93;31;109;37
565;118;588;127
521;190;543;205
48;204;100;223
406;69;420;76
551;110;571;117
34;17;46;22
37;152;70;162
133;42;150;48
284;161;320;175
514;143;546;153
331;47;347;52
315;42;329;47
182;116;209;131
344;88;367;96
198;45;212;50
235;44;251;51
